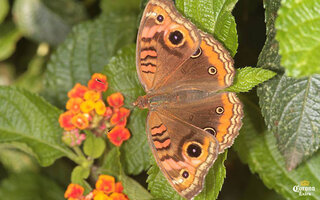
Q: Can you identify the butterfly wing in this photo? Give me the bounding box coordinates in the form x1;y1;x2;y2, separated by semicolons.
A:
147;110;219;200
136;0;201;92
161;92;243;153
157;31;235;92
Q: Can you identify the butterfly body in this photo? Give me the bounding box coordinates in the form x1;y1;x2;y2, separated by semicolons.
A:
135;0;243;199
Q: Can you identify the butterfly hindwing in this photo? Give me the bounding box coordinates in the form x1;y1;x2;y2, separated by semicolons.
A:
147;110;219;200
160;92;243;153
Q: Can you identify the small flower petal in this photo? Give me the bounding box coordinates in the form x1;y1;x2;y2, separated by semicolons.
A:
68;83;88;99
84;90;101;102
64;183;84;199
110;108;130;127
95;175;115;194
93;190;112;200
88;73;108;92
59;111;76;131
107;126;131;147
115;182;124;193
81;100;95;113
95;100;107;116
72;113;89;130
107;92;124;108
66;98;83;113
109;193;128;200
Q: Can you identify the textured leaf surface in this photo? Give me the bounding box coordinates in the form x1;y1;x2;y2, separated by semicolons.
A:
0;0;9;23
176;0;238;56
45;13;137;108
147;152;227;200
257;0;320;170
227;67;276;92
0;173;65;200
104;45;151;175
83;131;106;159
276;0;320;77
0;22;21;61
0;86;74;166
12;0;86;45
234;97;320;199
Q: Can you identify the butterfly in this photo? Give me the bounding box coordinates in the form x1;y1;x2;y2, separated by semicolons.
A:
134;0;243;199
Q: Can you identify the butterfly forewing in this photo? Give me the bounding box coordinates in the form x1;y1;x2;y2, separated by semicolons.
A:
136;0;201;92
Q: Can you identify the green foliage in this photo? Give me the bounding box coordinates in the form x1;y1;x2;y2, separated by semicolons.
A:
233;97;320;199
104;45;151;175
100;0;141;14
12;0;87;45
0;173;65;200
0;87;75;166
276;0;320;77
0;0;9;23
45;13;137;107
257;0;320;170
83;131;106;159
71;165;91;192
0;22;21;61
227;67;276;92
147;152;227;200
176;0;238;56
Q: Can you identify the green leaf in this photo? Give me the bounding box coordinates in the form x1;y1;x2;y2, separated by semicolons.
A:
0;86;75;166
83;131;106;159
257;0;320;170
104;45;151;175
99;145;122;177
100;0;140;14
120;175;153;200
0;0;9;23
12;0;87;45
233;96;320;199
0;22;21;61
45;12;137;108
176;0;238;56
0;173;65;200
276;0;320;77
71;165;90;184
0;143;38;173
147;152;227;200
227;67;277;92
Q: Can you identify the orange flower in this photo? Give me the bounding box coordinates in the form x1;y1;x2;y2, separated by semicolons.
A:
110;108;130;126
95;100;107;116
95;175;115;194
115;182;123;193
59;111;75;131
108;126;130;147
109;193;128;200
72;113;89;130
84;90;101;102
64;183;84;200
66;98;83;113
107;92;124;108
93;190;112;200
88;73;108;92
68;83;88;99
104;107;113;119
81;100;95;113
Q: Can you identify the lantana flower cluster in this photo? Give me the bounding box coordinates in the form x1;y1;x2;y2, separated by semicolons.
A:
64;175;128;200
59;73;131;147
